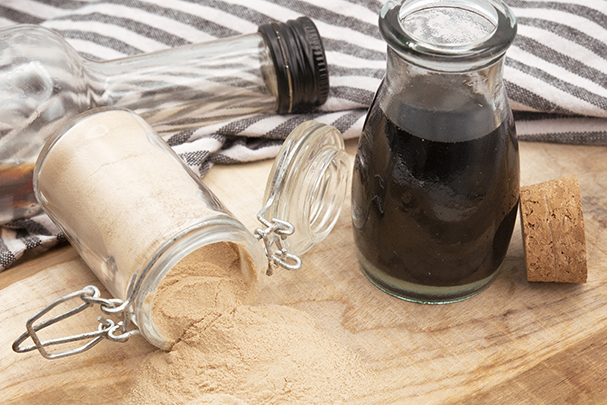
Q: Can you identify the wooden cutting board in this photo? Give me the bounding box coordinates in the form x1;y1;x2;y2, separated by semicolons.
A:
2;139;607;404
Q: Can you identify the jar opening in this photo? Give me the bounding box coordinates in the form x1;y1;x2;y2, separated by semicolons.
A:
132;217;266;350
400;3;497;47
380;0;516;71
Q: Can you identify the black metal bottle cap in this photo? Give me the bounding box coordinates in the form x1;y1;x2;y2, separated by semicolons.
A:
259;16;329;114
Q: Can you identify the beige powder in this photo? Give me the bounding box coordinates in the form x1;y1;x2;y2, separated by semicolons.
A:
128;305;376;405
36;110;226;301
152;242;258;347
128;243;378;405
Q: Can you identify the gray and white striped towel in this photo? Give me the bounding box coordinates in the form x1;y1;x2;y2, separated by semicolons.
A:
1;0;606;271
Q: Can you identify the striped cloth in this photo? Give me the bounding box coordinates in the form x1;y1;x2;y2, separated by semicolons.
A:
1;0;606;271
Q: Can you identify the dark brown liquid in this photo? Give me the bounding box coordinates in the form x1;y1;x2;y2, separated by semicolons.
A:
352;105;519;290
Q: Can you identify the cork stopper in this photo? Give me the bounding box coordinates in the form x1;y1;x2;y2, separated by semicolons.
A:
519;175;588;283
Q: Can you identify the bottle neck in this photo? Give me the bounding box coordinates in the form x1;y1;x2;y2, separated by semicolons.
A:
85;32;279;134
379;46;509;142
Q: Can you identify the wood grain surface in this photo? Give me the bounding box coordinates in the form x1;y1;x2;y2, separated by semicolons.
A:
1;139;607;404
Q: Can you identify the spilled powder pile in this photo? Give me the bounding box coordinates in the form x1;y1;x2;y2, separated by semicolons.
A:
152;242;258;346
126;242;377;405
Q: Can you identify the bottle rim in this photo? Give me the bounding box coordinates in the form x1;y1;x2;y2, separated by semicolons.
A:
379;0;517;71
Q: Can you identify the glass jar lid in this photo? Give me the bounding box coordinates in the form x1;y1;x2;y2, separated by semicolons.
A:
255;120;349;271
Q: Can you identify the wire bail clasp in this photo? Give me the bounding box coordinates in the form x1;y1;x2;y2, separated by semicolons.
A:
12;285;139;359
254;214;302;276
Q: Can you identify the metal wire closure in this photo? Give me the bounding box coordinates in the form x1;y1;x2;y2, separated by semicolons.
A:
12;223;224;359
12;285;139;359
254;214;302;276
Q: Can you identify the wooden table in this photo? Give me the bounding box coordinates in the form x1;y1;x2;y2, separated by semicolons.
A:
2;139;607;404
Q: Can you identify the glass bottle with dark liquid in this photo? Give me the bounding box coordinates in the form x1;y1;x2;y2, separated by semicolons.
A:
352;0;519;303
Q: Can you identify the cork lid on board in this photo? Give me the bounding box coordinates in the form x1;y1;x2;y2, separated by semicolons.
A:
519;175;588;283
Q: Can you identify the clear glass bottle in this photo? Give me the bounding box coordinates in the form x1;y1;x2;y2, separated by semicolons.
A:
13;107;348;358
351;0;519;304
0;16;329;225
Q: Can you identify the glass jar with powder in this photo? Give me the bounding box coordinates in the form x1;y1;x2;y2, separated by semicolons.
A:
13;107;348;358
